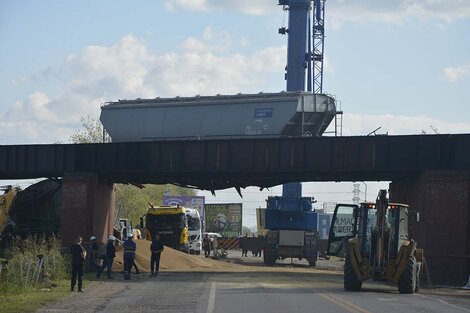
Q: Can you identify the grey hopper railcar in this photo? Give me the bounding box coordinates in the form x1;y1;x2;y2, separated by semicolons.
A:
100;92;337;142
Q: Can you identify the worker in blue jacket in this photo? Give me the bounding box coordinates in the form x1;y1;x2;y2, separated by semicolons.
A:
123;234;137;280
97;236;116;279
150;234;164;277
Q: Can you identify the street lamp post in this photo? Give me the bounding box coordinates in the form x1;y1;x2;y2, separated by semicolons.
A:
362;181;368;202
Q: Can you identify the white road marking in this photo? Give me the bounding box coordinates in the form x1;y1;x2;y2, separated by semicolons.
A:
207;282;216;313
417;294;470;312
317;293;373;313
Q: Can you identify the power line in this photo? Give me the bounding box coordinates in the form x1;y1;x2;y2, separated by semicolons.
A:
201;190;356;195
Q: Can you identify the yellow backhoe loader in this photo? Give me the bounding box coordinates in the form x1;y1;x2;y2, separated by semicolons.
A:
328;189;423;294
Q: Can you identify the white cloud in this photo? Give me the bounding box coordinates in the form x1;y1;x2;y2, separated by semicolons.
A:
1;29;285;144
442;63;470;82
182;28;232;53
338;113;470;136
165;0;275;16
3;27;468;145
165;0;209;12
6;92;54;122
164;0;470;25
327;0;470;28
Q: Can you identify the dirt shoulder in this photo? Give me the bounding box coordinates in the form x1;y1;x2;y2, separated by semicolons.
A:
36;276;128;313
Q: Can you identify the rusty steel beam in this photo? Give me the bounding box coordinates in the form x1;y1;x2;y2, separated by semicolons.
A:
1;134;470;190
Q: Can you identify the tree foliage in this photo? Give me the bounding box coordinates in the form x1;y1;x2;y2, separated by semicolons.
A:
70;116;196;226
69;115;105;144
115;184;196;227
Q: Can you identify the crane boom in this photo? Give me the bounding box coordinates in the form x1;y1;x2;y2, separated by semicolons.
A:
312;0;325;93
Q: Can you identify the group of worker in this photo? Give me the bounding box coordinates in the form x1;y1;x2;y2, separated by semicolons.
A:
70;233;164;292
241;233;263;257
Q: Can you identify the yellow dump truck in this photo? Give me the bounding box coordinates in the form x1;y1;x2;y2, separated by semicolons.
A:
141;204;189;253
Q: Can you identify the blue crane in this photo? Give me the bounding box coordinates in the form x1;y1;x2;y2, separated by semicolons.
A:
263;0;328;266
278;0;325;93
279;0;326;201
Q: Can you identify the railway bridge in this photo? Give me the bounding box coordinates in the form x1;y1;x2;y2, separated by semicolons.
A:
1;133;470;283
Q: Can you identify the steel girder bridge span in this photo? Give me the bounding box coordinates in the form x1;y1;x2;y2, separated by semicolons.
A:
1;133;470;284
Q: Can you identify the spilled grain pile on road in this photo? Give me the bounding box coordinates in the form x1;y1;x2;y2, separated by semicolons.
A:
113;240;239;272
112;240;330;274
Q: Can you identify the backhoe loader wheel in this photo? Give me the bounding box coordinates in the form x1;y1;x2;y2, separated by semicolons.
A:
414;273;420;293
398;256;417;294
344;255;362;291
414;263;421;293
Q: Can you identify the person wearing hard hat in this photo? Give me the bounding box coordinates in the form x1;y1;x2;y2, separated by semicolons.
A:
89;235;100;272
123;234;137;280
97;236;116;279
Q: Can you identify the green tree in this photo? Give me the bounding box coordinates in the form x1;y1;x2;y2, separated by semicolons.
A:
69;115;106;143
115;184;195;227
70;115;197;226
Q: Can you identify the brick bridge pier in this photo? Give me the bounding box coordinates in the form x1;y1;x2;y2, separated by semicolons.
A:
391;171;470;285
59;174;115;245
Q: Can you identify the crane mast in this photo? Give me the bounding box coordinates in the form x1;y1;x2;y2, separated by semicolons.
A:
257;1;334;267
312;0;325;93
278;0;326;198
279;0;325;93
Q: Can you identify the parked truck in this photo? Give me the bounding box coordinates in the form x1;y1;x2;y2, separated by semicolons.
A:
263;186;319;267
141;204;189;252
185;208;202;255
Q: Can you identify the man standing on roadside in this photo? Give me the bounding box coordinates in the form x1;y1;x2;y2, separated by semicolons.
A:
241;233;248;257
150;234;164;277
71;235;86;292
97;236;116;279
123;234;137;280
202;234;211;257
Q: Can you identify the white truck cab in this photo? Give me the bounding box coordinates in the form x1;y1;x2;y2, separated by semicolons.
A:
185;208;202;255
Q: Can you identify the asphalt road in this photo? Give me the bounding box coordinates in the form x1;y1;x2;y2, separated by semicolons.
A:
204;272;470;313
39;269;470;313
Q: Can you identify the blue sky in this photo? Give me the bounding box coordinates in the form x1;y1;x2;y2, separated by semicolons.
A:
1;0;470;226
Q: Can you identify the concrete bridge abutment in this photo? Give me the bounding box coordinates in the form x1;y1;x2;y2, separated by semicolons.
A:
59;174;115;245
390;171;470;285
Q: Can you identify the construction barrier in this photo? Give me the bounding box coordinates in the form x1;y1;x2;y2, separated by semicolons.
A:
217;238;240;250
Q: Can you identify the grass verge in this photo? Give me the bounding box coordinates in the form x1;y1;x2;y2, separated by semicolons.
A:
0;279;70;313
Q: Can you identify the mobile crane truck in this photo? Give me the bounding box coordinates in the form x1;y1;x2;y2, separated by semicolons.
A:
328;190;423;293
263;184;319;266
